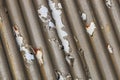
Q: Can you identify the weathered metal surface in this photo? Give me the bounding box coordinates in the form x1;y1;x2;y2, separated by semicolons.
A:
75;0;117;79
0;38;12;80
90;0;120;79
18;0;56;79
0;0;120;79
5;0;42;79
0;2;27;79
47;0;87;79
60;0;102;79
33;0;72;80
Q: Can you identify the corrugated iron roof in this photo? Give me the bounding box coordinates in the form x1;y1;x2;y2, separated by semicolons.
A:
0;0;120;80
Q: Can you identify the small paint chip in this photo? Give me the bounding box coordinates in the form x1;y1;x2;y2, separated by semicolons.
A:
107;44;113;54
48;21;54;28
21;46;34;62
65;54;74;67
86;22;96;36
34;48;44;66
38;5;55;28
105;0;112;8
81;13;87;21
38;5;48;18
56;71;72;80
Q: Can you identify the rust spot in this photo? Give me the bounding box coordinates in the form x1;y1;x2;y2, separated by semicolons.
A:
86;22;96;36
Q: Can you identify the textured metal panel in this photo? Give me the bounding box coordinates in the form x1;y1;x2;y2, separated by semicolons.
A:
0;0;119;79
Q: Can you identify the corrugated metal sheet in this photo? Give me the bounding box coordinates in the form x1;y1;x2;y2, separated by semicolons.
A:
0;0;120;80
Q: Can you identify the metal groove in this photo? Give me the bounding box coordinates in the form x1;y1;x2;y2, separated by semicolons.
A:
0;37;12;80
0;0;119;79
60;0;102;79
75;0;117;79
5;0;42;79
18;0;56;79
90;0;120;79
0;2;27;79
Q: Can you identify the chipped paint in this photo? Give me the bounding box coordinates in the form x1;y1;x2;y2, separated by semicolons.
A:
56;71;72;80
105;0;112;8
48;0;70;53
107;44;113;54
13;25;35;62
34;48;44;66
21;46;34;62
37;5;55;28
81;13;87;21
48;38;64;50
65;54;74;67
86;22;96;36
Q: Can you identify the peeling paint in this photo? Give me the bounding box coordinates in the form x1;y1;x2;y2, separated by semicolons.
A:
48;38;64;50
65;54;74;67
105;0;112;8
86;22;96;36
56;71;72;80
48;0;70;53
107;44;113;54
37;5;55;28
81;13;87;21
13;25;35;62
34;48;44;66
21;46;34;62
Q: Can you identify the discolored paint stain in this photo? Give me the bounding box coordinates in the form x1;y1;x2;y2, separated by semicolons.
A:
34;48;44;66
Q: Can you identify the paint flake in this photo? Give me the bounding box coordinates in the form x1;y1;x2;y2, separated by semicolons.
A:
86;22;96;36
37;5;55;28
107;44;113;54
13;25;35;62
48;0;70;53
105;0;112;8
34;49;44;66
81;13;87;21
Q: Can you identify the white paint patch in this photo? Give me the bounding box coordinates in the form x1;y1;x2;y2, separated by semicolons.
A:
38;5;55;28
48;21;54;28
105;0;112;8
35;49;43;66
48;0;70;53
13;26;35;62
21;47;34;62
38;5;48;18
13;26;24;48
107;44;113;53
86;22;96;36
81;13;87;21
